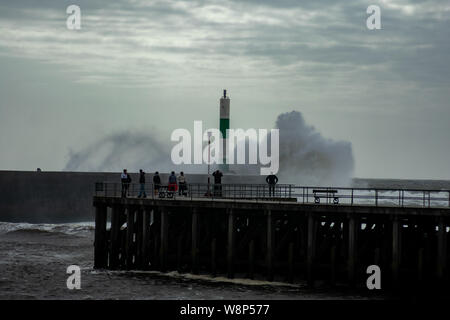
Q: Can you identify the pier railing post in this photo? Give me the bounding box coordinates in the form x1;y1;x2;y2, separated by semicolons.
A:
94;204;108;269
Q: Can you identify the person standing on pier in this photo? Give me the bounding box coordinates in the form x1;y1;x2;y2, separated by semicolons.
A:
212;169;223;197
138;169;147;198
168;171;178;194
153;171;161;195
121;169;131;198
178;171;187;196
266;172;278;197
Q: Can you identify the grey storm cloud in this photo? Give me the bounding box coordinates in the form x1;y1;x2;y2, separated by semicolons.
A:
0;0;449;87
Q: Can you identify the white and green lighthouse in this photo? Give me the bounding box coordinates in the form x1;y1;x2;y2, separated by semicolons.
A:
219;89;230;172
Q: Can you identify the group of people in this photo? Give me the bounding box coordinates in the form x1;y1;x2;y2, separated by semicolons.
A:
120;169;279;198
120;169;188;198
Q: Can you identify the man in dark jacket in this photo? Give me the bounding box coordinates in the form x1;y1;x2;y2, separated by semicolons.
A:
138;169;146;198
153;171;161;195
266;172;278;197
212;170;223;196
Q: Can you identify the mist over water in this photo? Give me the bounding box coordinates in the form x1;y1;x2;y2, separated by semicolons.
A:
64;131;174;172
64;111;354;186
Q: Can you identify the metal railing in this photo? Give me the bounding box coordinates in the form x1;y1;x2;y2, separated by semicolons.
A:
94;182;450;209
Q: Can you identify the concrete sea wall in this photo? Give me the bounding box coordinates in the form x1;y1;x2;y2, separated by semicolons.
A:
0;171;265;223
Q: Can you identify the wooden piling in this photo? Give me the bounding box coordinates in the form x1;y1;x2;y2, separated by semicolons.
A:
109;205;121;269
135;208;144;268
266;209;273;281
227;208;234;279
392;216;401;287
249;239;254;279
94;205;108;269
191;208;199;274
417;246;424;283
348;215;357;286
177;234;183;272
330;245;337;286
436;216;447;282
160;207;168;272
142;208;151;270
211;237;217;277
306;213;316;286
126;206;135;270
288;242;294;283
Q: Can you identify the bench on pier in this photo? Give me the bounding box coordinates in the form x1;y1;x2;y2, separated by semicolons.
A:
157;185;188;198
313;189;339;204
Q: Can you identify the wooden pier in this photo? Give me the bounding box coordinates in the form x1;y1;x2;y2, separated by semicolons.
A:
93;183;450;290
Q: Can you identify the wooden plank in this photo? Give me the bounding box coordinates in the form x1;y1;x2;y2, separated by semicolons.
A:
94;205;108;269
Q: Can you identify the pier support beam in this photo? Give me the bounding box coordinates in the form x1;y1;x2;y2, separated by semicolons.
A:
135;208;144;268
248;239;254;279
288;242;294;283
126;206;135;270
160;207;169;272
306;212;316;286
94;205;108;269
348;215;357;286
266;209;273;281
109;205;122;269
437;216;447;282
191;208;199;274
142;208;151;270
392;216;401;287
211;237;217;277
227;208;234;279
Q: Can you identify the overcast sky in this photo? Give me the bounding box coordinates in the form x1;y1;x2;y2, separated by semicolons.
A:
0;0;449;179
